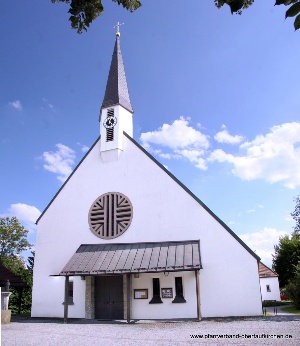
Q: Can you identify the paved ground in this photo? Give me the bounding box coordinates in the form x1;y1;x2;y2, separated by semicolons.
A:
2;315;300;346
264;303;295;316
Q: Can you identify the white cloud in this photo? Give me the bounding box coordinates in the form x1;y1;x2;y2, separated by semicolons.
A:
77;142;90;153
42;97;55;112
240;227;289;266
140;117;209;150
214;125;244;145
42;143;76;182
9;100;23;111
7;203;41;233
209;122;300;189
140;117;210;170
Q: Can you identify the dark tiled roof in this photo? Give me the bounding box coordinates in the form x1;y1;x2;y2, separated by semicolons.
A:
101;36;133;113
259;262;278;278
59;240;202;276
0;263;27;287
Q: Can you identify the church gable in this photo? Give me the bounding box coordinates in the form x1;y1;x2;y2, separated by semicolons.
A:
37;130;259;263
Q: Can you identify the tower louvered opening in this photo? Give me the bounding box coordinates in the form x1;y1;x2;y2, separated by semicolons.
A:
106;128;114;142
88;192;133;239
107;108;114;117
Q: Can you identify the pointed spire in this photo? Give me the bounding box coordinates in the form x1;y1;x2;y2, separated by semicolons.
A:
101;34;133;114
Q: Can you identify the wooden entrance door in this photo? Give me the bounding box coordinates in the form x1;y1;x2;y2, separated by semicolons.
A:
95;276;124;319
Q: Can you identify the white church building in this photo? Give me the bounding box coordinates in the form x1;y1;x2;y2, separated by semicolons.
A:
31;30;263;321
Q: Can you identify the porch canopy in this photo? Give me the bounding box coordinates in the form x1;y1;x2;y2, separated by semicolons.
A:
59;240;202;276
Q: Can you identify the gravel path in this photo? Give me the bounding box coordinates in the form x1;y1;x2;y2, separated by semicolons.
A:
2;316;300;346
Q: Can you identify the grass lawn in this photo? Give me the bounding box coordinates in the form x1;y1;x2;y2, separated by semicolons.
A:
281;306;300;315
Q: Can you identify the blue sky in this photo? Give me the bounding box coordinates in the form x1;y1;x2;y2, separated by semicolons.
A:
1;0;299;267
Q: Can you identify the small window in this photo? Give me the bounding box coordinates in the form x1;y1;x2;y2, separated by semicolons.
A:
172;277;186;303
149;278;163;304
266;284;271;292
63;281;74;305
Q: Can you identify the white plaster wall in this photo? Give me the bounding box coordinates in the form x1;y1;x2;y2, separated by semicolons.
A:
32;135;262;318
31;275;85;318
131;271;197;319
260;277;281;301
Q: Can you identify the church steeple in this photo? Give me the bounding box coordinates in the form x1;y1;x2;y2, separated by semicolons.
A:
99;26;133;162
101;34;133;114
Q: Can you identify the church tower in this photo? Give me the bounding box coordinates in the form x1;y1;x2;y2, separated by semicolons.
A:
99;26;133;162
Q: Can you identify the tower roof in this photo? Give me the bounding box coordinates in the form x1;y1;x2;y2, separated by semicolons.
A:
101;35;133;113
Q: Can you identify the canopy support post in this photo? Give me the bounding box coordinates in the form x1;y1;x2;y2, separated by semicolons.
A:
126;273;131;323
64;276;69;323
195;270;201;321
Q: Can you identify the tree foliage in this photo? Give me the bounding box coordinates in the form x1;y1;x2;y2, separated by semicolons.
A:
51;0;141;34
273;232;300;288
273;232;300;287
215;1;300;31
285;260;300;309
291;195;300;234
51;0;300;33
0;217;33;314
2;254;33;315
0;217;32;259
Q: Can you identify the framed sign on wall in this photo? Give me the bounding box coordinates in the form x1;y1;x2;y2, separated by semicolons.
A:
134;289;148;299
161;288;173;298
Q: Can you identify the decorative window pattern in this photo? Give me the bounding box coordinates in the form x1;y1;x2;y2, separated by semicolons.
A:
88;192;133;239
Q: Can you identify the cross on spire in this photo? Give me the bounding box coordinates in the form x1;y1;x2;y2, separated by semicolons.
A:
114;22;124;36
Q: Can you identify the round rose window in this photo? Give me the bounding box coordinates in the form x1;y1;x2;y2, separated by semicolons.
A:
88;192;133;239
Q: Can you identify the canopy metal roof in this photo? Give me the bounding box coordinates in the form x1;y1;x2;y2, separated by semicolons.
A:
59;240;202;276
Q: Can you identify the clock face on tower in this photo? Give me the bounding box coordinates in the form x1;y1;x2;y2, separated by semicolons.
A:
103;116;117;129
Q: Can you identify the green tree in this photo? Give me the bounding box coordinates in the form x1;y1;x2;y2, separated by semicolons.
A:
0;216;32;259
273;232;300;288
0;216;33;315
2;254;33;315
291;195;300;234
51;0;141;34
51;1;300;34
285;260;300;309
215;1;300;30
27;251;35;273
